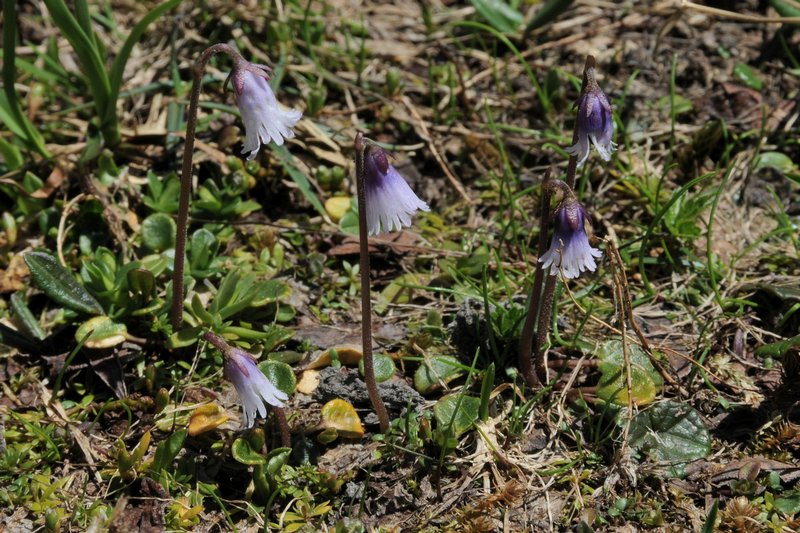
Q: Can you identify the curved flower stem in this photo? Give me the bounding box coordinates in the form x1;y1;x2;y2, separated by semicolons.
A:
354;132;390;433
171;43;245;330
519;54;596;387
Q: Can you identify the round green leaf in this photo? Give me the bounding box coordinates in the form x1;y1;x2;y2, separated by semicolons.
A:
231;437;266;465
414;356;464;394
141;213;176;252
628;400;711;468
258;360;296;396
359;353;396;383
433;394;480;438
596;339;663;406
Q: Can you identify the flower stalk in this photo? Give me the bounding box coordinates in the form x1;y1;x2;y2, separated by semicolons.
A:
354;132;391;433
171;44;244;330
170;44;300;330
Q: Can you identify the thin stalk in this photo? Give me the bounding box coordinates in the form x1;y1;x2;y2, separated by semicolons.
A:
171;43;244;330
354;132;390;433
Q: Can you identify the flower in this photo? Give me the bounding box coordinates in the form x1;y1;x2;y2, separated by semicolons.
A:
232;62;302;161
566;63;614;167
223;347;288;428
362;144;429;236
539;200;602;279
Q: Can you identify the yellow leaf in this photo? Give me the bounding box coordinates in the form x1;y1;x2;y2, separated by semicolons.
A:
304;345;362;370
320;399;364;439
324;196;351;222
187;403;229;436
296;369;320;395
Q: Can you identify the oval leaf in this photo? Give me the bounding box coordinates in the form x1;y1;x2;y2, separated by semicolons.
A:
24;251;103;315
75;316;127;349
141;213;177;252
433;394;480;438
596;340;663;407
628;400;711;470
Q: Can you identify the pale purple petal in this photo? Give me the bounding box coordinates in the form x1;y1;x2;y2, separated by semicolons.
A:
233;69;302;161
224;348;288;428
364;147;429;236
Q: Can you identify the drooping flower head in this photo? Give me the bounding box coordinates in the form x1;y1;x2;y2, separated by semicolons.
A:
231;61;302;161
204;331;288;428
566;56;615;168
362;142;429;236
223;347;288;427
539;199;602;279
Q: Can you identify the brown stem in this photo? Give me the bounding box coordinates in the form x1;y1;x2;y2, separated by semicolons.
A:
518;169;552;389
354;133;390;433
171;43;245;331
272;406;291;448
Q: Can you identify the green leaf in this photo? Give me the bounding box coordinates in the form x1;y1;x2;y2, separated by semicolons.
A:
339;207;359;235
733;63;763;91
10;292;46;341
41;0;112;136
1;0;49;156
469;0;523;33
262;324;295;352
628;401;711;469
258;360;297;396
24;251;103;315
754;151;798;175
74;316;127;348
774;491;800;516
231;437;266;465
434;394;480;438
151;429;187;472
189;228;218;276
141;213;177;252
250;280;291;306
755;335;800;359
270;144;326;217
597;339;663;406
168;326;204;348
358;353;396;383
771;0;800;16
414;355;464;394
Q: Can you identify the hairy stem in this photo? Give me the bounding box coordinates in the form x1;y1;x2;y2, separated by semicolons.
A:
171;43;244;330
354;132;390;433
272;406;291;448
